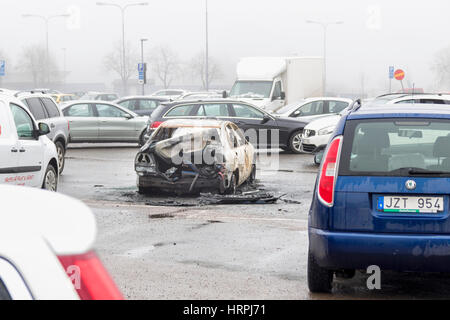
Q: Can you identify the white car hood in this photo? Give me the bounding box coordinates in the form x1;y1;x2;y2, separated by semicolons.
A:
305;114;341;131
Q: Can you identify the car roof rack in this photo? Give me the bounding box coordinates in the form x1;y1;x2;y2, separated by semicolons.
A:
348;99;362;113
14;90;48;98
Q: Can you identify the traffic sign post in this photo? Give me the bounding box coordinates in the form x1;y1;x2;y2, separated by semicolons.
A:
0;61;5;77
138;63;147;86
389;66;394;93
394;69;405;91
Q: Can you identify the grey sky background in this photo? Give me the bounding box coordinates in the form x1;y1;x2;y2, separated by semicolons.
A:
2;0;449;94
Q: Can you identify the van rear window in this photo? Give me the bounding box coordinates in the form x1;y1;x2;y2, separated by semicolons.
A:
339;119;450;176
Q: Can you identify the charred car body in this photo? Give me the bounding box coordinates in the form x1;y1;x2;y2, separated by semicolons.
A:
135;119;256;194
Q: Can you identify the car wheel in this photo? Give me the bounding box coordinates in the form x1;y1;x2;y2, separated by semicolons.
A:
288;130;303;154
138;186;152;195
42;165;58;192
248;165;256;183
55;141;66;174
307;251;333;293
227;173;237;195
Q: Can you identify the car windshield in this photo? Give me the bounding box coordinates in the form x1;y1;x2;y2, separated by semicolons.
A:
153;127;221;143
340;119;450;176
230;81;273;99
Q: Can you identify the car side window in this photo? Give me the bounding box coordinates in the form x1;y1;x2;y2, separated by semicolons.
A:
232;104;264;119
200;104;230;117
96;104;128;118
41;98;60;118
139;100;159;111
420;99;446;104
328;101;349;113
165;105;197;117
10;104;35;140
395;99;416;104
64;104;94;117
272;81;282;100
118;100;137;111
25;98;47;120
295;101;324;117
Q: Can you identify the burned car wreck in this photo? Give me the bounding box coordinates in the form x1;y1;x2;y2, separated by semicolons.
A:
135;119;256;194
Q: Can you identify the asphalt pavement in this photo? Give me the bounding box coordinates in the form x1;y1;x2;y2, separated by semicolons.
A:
59;144;450;300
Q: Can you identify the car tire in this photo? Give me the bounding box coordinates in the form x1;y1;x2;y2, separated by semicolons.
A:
307;251;333;293
288;130;304;154
42;164;58;192
138;186;153;195
55;141;66;174
248;165;256;183
227;173;237;195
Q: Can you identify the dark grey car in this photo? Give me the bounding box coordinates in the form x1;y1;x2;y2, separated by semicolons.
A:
114;96;169;116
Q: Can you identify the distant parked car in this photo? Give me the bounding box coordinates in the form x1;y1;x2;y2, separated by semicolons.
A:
61;101;148;145
0;185;123;300
373;93;450;105
51;94;77;105
114;96;169;116
274;97;353;122
144;98;309;153
151;89;188;100
80;92;119;101
178;91;223;100
14;91;70;174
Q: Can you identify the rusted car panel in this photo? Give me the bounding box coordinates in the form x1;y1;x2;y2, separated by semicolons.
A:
135;120;256;194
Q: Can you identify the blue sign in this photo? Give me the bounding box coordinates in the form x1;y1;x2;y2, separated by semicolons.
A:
389;66;395;79
138;63;146;84
0;61;5;77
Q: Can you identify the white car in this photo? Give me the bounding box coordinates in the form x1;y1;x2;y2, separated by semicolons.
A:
274;97;353;122
0;185;122;300
0;93;59;191
373;93;450;105
151;89;188;100
300;113;342;156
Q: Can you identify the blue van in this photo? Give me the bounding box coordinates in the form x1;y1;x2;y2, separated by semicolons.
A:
308;103;450;293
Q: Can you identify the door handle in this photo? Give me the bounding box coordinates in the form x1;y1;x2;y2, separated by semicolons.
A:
19;148;26;153
11;148;18;153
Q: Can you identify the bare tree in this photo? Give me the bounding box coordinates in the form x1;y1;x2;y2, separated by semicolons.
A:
18;44;60;87
103;41;138;95
189;52;222;90
148;45;180;89
432;46;450;89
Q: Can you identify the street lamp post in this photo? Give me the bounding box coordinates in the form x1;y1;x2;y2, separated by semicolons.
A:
22;13;69;85
306;20;343;96
140;38;148;95
205;0;209;92
96;2;149;95
62;48;67;91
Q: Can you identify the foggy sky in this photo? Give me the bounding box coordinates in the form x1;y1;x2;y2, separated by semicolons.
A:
1;0;449;94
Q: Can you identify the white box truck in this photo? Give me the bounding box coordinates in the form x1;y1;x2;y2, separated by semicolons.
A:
229;57;324;111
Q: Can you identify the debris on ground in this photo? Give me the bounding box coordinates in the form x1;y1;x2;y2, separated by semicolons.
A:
198;191;281;205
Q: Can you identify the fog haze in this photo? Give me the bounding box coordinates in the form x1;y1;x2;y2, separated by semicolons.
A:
1;0;449;95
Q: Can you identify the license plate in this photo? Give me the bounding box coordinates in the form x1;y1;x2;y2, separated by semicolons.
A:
378;196;444;213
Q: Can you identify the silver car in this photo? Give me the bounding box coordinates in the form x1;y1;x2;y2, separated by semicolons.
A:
61;101;149;145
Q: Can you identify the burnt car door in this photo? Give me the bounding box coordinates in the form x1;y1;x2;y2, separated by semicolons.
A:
228;103;279;148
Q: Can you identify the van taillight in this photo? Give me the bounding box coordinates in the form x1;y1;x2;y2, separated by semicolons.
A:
150;121;163;129
58;251;123;300
318;136;342;207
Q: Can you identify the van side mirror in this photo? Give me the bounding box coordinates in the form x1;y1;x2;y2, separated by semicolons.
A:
280;92;286;100
222;91;228;98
